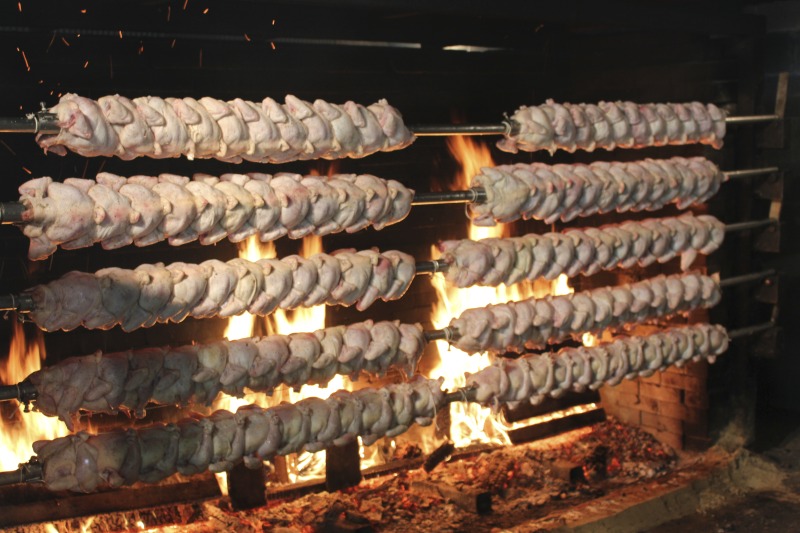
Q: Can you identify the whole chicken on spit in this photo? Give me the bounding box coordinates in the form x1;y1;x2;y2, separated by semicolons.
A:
498;100;725;154
439;212;725;288
24;248;416;332
36;93;415;163
30;376;445;493
26;320;426;430
17;172;414;260
465;323;728;409
469;156;725;226
449;272;721;354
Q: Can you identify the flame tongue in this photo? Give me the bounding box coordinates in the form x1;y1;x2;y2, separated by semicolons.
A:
0;321;70;471
428;137;574;449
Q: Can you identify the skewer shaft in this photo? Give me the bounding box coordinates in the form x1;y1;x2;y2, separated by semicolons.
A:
724;219;777;233
718;269;776;289
0;294;34;313
724;167;779;179
0;114;59;134
412;189;486;206
409;123;512;136
724;114;781;125
728;321;776;339
1;113;777;136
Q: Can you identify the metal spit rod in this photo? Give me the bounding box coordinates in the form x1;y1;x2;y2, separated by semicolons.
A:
0;112;781;136
0;167;778;224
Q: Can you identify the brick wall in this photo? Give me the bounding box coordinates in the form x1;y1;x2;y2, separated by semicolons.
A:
599;360;710;451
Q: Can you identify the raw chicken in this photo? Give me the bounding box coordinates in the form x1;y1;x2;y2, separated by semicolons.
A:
25;248;417;332
469;156;727;227
465;324;728;409
16;172;414;260
37;93;415;163
31;377;445;493
437;212;725;287
498;100;726;154
448;272;721;354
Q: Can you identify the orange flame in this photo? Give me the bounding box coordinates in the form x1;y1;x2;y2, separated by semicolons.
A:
0;322;69;471
427;137;576;448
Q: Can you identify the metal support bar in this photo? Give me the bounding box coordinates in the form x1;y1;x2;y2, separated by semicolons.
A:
724;219;777;233
719;269;776;289
724;167;780;180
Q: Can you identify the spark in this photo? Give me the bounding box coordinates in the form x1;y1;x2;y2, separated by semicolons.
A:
20;49;30;71
22;167;31;175
0;140;17;156
171;39;176;48
80;8;86;14
118;30;123;39
272;19;276;25
244;33;251;42
167;5;171;21
61;37;70;47
202;7;208;14
17;2;21;12
46;33;55;53
138;42;144;54
38;79;43;84
270;41;276;50
183;0;188;9
83;60;89;69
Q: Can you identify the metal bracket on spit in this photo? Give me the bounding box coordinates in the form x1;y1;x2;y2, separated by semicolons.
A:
22;102;58;135
759;71;789;149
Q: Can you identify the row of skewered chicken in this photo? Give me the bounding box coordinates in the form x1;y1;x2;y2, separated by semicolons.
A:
29;322;726;493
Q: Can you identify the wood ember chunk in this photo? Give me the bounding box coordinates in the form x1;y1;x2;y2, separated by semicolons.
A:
551;459;585;484
410;480;492;515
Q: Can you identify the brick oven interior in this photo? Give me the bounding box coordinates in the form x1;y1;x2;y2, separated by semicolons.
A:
0;1;797;531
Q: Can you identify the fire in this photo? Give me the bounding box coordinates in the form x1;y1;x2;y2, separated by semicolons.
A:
428;137;576;448
215;234;353;487
0;321;69;472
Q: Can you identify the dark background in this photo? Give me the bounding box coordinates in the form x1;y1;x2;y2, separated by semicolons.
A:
0;0;790;444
